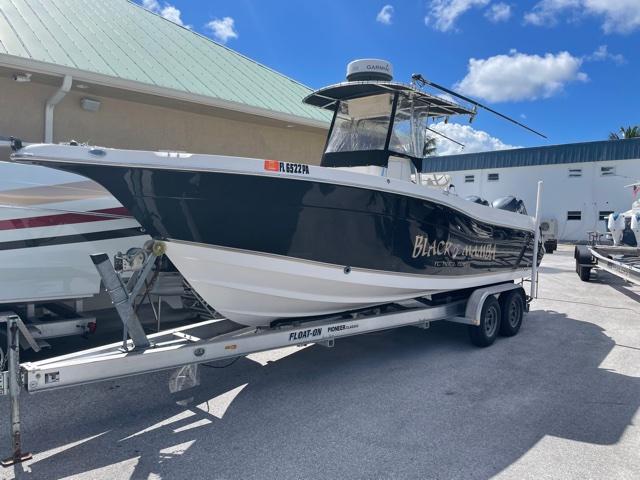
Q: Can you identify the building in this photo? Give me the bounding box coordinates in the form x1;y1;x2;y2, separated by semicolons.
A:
0;0;330;306
423;138;640;242
0;0;330;163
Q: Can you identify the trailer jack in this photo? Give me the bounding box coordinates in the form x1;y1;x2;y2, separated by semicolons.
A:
0;314;32;467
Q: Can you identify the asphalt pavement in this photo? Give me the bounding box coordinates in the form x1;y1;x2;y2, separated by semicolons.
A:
1;245;639;479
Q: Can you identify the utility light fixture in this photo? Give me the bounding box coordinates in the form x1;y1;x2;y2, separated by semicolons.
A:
12;73;31;83
80;97;101;112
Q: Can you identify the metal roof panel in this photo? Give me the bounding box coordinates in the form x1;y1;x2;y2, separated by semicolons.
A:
422;138;640;172
0;0;331;124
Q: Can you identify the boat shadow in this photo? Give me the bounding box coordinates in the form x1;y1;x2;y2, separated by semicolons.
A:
3;309;639;479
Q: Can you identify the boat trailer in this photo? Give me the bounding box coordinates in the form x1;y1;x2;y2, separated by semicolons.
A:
575;243;640;286
0;278;530;465
0;181;544;466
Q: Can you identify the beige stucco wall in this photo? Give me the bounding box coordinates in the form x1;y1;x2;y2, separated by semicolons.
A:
0;76;327;164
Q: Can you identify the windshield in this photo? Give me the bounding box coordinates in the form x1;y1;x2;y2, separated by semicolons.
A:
325;93;431;159
325;94;393;153
389;95;430;158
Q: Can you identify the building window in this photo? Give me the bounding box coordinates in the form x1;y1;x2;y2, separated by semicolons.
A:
465;175;475;183
601;166;616;176
487;173;499;181
568;168;582;177
567;211;582;221
599;211;614;221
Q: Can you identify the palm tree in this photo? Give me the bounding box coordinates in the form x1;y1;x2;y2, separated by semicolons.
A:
423;136;437;156
609;125;640;140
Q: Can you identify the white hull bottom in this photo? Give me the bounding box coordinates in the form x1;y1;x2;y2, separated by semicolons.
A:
165;241;531;327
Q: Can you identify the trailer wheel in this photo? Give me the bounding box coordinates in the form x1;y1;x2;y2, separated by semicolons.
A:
575;246;595;281
578;265;591;282
498;290;524;337
468;296;501;347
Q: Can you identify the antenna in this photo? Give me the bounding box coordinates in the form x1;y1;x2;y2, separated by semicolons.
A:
426;127;465;149
412;74;547;139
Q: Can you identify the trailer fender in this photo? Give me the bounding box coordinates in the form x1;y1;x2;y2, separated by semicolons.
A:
464;283;522;327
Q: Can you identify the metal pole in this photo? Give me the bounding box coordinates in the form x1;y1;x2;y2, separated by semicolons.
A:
1;315;32;467
530;181;543;299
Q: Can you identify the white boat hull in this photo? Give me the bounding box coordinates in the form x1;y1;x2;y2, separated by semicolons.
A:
166;240;531;327
0;161;148;304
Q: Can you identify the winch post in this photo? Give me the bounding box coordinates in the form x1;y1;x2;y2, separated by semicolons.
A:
530;181;543;299
90;253;151;350
1;313;32;467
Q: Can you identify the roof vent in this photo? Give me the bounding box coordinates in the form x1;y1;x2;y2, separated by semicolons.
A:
346;59;393;82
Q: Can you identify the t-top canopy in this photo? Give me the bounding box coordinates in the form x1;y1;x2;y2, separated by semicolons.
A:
303;81;475;117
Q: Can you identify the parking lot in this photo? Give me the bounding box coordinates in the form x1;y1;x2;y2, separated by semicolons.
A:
1;245;639;480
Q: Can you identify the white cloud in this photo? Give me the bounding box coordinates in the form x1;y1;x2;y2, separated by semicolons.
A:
524;0;640;34
142;0;159;10
586;45;626;65
141;1;189;28
585;0;640;34
376;5;394;24
425;0;490;32
430;122;518;156
523;0;579;26
160;5;185;25
485;3;512;22
454;50;587;102
206;17;238;44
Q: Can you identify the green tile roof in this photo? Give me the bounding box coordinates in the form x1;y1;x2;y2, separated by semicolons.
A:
0;0;331;125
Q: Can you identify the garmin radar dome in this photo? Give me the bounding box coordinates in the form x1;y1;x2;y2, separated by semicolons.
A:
346;59;393;82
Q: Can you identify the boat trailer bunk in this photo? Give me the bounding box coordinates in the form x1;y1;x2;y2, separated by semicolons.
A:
575;244;640;285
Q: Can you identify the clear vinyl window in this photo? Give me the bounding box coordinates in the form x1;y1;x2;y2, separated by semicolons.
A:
325;94;393;153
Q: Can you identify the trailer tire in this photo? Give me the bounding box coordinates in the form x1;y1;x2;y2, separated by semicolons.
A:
578;265;591;282
498;290;524;337
468;296;501;347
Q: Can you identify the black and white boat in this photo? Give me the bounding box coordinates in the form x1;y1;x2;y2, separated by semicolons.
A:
11;59;543;327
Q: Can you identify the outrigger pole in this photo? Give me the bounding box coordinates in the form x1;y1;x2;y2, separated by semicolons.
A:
411;74;547;139
425;126;465;149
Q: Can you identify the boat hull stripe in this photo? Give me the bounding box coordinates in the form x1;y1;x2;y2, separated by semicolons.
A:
0;207;130;231
0;227;145;251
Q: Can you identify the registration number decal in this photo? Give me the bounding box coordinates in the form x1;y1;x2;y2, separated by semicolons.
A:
264;160;310;175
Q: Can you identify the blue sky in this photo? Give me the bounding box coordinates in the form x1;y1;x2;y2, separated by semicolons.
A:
139;1;639;154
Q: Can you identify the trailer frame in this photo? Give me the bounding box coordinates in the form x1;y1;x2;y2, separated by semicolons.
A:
1;279;529;465
575;244;640;286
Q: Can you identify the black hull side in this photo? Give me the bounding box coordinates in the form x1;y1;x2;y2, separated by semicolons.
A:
46;164;538;276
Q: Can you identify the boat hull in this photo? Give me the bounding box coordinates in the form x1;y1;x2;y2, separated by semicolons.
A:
12;145;540;324
0;162;147;303
166;240;532;325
